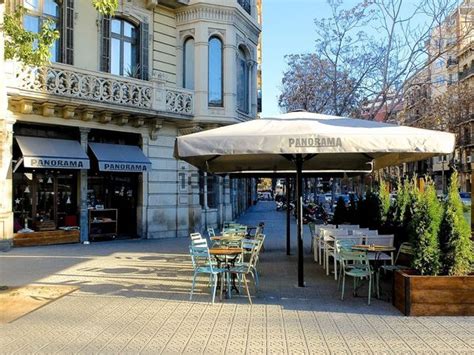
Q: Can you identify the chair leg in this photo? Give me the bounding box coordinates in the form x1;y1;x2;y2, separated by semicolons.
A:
334;256;337;281
341;273;345;300
376;271;380;299
243;274;252;305
368;276;372;305
319;241;323;265
219;272;225;301
190;272;197;301
211;274;218;304
326;253;329;275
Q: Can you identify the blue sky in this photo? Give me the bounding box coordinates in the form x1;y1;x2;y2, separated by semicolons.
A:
260;0;431;117
260;0;343;117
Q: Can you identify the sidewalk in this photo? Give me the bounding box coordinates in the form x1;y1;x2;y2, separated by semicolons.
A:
0;202;473;354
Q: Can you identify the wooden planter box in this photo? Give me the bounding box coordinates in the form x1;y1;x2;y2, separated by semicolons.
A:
393;270;474;316
13;230;80;247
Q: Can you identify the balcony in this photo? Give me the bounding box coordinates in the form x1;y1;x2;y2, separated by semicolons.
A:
5;62;194;119
446;57;458;67
237;0;251;15
458;65;474;81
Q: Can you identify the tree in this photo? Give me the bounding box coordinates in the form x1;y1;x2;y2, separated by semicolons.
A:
440;171;473;276
409;178;443;275
2;0;119;66
278;54;362;116
279;0;465;120
333;196;348;224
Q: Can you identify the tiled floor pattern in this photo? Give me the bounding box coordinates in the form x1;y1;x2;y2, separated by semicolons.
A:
0;202;473;354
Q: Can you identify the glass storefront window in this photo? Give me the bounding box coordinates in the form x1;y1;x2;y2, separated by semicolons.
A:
13;171;78;232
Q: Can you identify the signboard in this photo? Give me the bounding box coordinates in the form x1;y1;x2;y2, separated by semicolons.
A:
24;157;90;169
99;161;150;172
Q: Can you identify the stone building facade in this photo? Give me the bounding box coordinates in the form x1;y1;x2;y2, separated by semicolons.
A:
0;0;261;246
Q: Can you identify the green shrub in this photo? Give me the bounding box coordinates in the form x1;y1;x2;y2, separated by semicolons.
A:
440;172;473;276
347;194;358;224
409;178;442;275
379;179;391;224
333;196;348;225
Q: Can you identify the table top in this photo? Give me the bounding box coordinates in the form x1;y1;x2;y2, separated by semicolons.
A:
210;235;244;241
209;247;243;255
352;245;396;252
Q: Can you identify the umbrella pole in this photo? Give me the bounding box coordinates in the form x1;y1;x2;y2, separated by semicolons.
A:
296;156;305;287
286;177;291;255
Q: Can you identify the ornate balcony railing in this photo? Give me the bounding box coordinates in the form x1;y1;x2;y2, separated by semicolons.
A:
165;88;193;115
237;0;251;15
459;65;474;81
6;62;194;117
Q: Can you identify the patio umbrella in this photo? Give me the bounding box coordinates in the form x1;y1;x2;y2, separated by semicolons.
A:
175;111;455;286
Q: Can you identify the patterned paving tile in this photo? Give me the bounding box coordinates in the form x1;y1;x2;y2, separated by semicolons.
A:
0;202;473;354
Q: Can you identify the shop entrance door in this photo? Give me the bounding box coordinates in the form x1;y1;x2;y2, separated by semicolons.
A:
88;173;138;238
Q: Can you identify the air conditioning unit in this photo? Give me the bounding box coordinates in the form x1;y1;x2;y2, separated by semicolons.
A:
467;156;472;163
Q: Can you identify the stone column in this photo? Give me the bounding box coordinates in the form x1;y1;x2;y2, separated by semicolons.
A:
223;28;237;117
249;60;258;117
194;25;208;117
203;172;208;230
78;128;90;243
138;133;149;239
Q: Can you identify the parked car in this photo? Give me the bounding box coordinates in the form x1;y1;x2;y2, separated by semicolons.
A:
459;192;471;206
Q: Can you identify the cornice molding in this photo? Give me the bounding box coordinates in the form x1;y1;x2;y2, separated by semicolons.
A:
176;4;260;42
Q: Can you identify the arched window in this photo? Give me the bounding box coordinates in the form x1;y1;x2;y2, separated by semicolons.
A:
208;36;223;107
110;18;139;77
183;37;195;90
237;46;249;113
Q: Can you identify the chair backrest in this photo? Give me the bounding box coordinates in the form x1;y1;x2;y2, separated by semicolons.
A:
364;234;394;247
322;228;349;240
189;245;215;272
352;229;378;237
207;227;215;237
339;250;370;270
241;238;259;262
192;238;208;247
223;221;236;229
335;238;361;252
395;242;414;265
334;235;362;245
190;232;202;241
338;224;359;229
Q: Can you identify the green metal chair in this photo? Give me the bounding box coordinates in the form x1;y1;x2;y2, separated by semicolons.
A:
339;250;373;305
189;245;226;304
376;242;414;297
228;240;260;304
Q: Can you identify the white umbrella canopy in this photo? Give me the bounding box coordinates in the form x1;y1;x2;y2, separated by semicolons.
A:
175;111;455;173
175;111;455;287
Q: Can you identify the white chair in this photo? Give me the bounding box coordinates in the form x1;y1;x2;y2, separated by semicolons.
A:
364;234;395;264
352;229;378;238
337;224;359;230
322;229;350;273
316;225;337;264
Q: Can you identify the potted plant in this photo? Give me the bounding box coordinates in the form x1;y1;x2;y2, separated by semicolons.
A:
393;173;474;316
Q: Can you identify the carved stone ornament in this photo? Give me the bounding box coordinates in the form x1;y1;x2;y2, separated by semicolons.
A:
150;118;164;140
62;105;76;119
178;125;202;136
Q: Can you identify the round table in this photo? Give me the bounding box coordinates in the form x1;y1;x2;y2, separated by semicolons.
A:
209;247;243;298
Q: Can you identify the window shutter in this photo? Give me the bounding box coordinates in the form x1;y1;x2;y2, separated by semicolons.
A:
60;0;74;64
100;16;111;72
139;22;149;80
